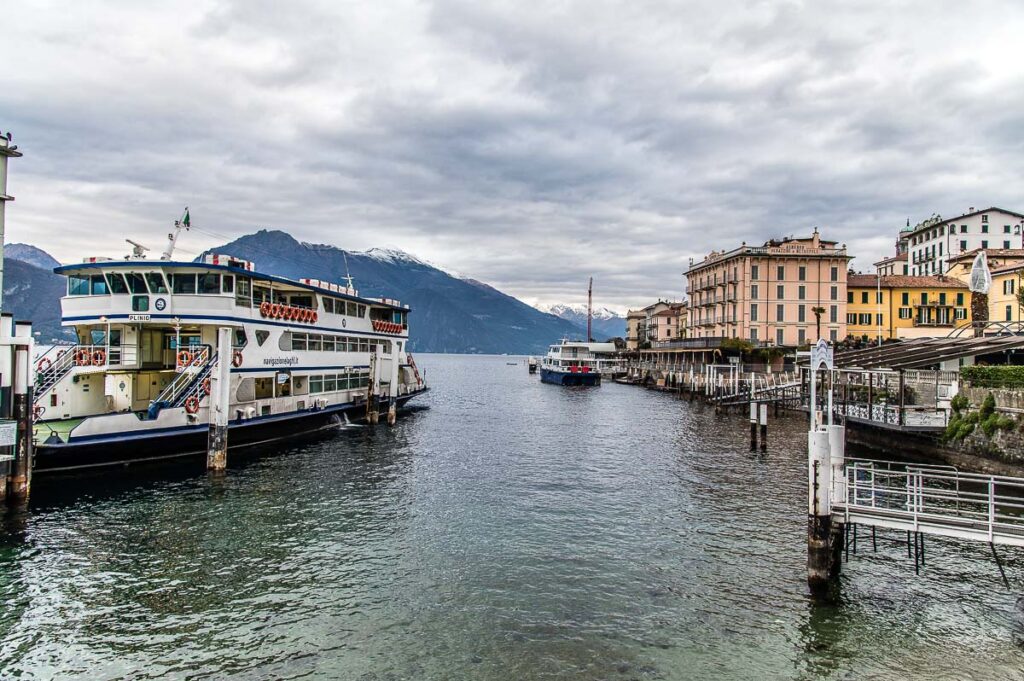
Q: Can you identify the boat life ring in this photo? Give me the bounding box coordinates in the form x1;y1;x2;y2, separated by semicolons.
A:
177;350;193;367
288;306;297;320
184;395;201;414
302;309;311;323
33;405;45;421
37;357;52;373
92;349;106;366
260;301;271;317
75;349;91;366
271;303;281;318
311;311;318;324
232;350;243;367
202;378;212;395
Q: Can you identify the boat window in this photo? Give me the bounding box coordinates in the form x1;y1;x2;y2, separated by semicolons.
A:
254;377;274;400
68;275;90;296
359;339;369;353
91;275;109;295
292;333;307;351
125;272;148;294
322;298;334;314
234;329;247;347
348;337;358;352
322;336;335;352
346;302;357;316
132;295;149;312
278;331;292;351
254;329;269;346
222;275;234;294
323;375;337;392
310;376;323;393
290;294;314;308
253;285;270;305
272;290;288;304
357;304;366;317
145;272;168;293
171;273;197;294
105;272;129;294
308;335;322;352
197;273;220;294
90;329;106;345
235;377;255;402
235;277;251;307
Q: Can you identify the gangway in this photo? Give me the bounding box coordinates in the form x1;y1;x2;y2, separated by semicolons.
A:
147;347;216;418
833;460;1024;548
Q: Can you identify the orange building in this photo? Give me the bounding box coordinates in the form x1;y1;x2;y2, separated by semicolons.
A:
685;230;851;347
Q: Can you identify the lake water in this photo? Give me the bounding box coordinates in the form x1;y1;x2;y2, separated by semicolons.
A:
1;354;1022;679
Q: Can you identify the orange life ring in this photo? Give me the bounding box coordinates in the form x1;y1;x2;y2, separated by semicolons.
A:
177;350;193;366
311;311;318;324
260;301;271;317
37;357;52;373
288;306;297;320
270;303;281;318
184;395;201;414
231;350;243;367
75;349;91;366
202;378;211;395
302;309;311;323
92;349;106;366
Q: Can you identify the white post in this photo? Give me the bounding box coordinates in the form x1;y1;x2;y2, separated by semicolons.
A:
206;327;231;470
828;424;846;507
387;340;400;426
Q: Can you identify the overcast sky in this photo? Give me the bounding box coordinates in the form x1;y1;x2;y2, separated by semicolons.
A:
4;0;1024;312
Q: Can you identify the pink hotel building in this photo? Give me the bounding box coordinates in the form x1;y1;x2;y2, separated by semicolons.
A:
685;230;852;347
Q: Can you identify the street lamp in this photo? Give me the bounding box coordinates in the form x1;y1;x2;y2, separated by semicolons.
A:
876;272;882;347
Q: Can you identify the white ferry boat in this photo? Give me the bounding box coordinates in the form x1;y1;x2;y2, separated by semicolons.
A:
31;221;428;472
539;340;626;386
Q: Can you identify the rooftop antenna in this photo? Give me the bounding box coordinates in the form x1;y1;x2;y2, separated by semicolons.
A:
342;252;356;294
161;207;191;260
587;277;593;342
126;239;150;260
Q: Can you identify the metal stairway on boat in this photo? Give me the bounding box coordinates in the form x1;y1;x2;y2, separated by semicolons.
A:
33;345;79;407
147;348;217;419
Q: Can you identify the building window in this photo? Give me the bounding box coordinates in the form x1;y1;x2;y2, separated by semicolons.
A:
957;292;964;305
750;328;758;341
751;265;759;279
982;240;989;249
876;313;883;326
750;304;758;321
798;329;806;345
861;291;869;304
777;284;785;299
921;292;928;305
1007;305;1013;321
902;292;909;305
830;266;838;282
1005;241;1012;249
955;308;966;320
939;292;947;305
830;286;838;301
798;266;806;281
798;305;805;322
982;214;989;223
876;291;883;304
798;285;806;300
982;224;989;234
830;305;837;323
829;329;837;341
777;265;785;280
1004;279;1016;295
961;225;967;233
859;313;872;325
751;284;759;298
776;328;784;346
1006;225;1012;233
776;304;784;322
899;307;912;319
846;313;857;324
847;291;853;303
961;240;968;251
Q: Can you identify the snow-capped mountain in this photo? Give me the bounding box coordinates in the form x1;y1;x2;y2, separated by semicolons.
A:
537;303;626;340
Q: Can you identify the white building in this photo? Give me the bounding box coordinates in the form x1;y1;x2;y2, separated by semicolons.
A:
908;207;1024;276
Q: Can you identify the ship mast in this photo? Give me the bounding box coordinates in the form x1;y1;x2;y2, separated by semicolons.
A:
587;277;593;342
161;207;190;260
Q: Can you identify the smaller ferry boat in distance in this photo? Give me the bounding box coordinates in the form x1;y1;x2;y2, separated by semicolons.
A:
539;340;605;386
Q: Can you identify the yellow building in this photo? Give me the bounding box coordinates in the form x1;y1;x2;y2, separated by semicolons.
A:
846;274;970;342
990;263;1024;324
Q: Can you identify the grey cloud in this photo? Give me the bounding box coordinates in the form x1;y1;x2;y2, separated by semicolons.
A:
3;0;1024;312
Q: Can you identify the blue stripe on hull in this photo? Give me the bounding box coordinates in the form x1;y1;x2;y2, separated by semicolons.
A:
539;367;600;386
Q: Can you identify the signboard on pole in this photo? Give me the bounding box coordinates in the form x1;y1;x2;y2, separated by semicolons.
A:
0;419;16;453
810;339;834;372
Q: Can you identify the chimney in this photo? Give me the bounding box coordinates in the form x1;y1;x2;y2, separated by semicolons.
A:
969;206;975;213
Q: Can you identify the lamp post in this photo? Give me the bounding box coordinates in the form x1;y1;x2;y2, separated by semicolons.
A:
876;272;882;346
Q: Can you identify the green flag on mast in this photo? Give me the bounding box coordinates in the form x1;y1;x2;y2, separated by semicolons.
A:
182;207;190;227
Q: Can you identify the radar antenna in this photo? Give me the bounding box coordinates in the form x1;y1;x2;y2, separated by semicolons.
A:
126;239;150;260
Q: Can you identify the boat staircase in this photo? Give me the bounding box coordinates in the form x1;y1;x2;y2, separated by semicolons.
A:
33;346;79;407
147;348;217;419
